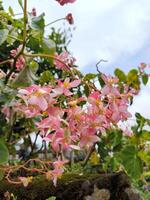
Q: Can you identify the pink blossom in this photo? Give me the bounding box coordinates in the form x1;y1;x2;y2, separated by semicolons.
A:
10;46;25;71
46;168;64;186
53;78;81;96
35;116;61;135
80;127;100;148
122;127;133;137
56;0;76;6
18;85;53;112
53;158;68;169
54;51;76;70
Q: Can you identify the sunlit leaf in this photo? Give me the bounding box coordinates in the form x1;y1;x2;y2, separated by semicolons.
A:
0;29;9;45
114;68;126;82
120;145;143;179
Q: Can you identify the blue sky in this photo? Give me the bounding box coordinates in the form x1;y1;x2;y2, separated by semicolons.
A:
3;0;150;119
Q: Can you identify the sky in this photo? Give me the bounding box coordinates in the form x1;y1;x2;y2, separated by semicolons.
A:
3;0;150;119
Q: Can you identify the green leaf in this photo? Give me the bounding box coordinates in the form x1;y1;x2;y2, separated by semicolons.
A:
138;151;150;164
108;129;122;148
11;66;37;88
127;69;140;90
18;0;23;10
46;197;56;200
84;73;97;81
42;38;55;53
98;73;105;87
30;13;45;33
29;61;39;74
114;68;126;82
8;6;14;16
141;130;150;141
0;139;9;164
120;145;143;179
84;84;90;97
0;29;9;45
142;74;148;85
39;70;54;84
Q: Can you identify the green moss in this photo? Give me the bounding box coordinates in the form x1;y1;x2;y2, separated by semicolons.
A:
0;172;131;200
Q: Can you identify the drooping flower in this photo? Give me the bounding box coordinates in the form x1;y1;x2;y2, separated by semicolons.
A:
65;13;74;24
31;8;37;16
54;51;76;70
56;0;76;6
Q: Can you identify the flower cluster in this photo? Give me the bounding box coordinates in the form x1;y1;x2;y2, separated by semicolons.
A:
12;71;134;185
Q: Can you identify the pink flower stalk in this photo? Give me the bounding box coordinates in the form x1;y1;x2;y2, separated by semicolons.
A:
53;78;81;96
56;0;76;6
54;51;76;70
10;46;25;71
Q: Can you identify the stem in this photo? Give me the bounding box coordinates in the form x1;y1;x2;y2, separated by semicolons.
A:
5;0;27;84
45;18;65;27
23;0;27;43
82;144;95;167
23;52;71;71
7;35;23;42
0;59;12;66
96;59;108;73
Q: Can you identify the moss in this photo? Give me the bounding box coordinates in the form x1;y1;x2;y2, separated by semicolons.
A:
0;172;131;200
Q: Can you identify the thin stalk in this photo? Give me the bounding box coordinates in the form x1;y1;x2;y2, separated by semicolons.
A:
45;18;65;27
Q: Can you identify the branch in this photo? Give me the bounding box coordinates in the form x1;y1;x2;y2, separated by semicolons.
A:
96;59;108;73
5;0;28;84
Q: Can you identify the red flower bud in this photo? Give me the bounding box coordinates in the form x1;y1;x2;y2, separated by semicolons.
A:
66;13;74;25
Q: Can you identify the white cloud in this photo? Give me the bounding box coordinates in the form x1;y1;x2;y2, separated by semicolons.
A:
3;0;150;118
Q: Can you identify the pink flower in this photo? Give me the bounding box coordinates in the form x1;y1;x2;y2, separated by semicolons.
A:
56;0;76;6
46;168;64;186
80;127;100;148
18;85;53;112
54;51;76;70
10;45;25;71
35;116;61;135
53;78;81;96
122;127;133;137
53;158;68;169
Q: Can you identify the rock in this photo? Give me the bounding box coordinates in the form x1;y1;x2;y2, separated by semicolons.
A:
123;188;143;200
85;185;110;200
